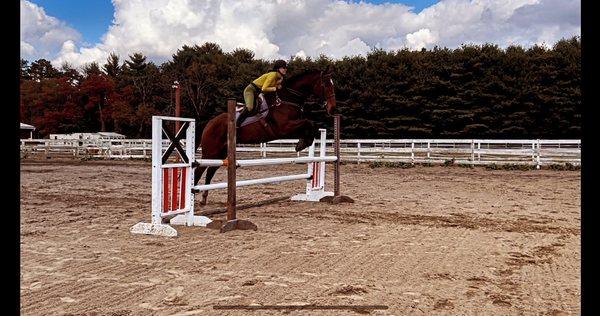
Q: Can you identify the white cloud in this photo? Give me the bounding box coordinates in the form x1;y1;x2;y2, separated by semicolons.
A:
333;38;372;58
21;41;35;56
20;0;81;61
406;29;438;50
52;40;111;67
294;50;307;59
20;0;580;69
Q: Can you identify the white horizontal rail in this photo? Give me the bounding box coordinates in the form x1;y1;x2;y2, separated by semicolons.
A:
193;173;310;192
160;163;192;168
193;159;226;167
20;138;581;148
238;156;337;167
194;156;337;167
151;116;195;122
21;138;581;166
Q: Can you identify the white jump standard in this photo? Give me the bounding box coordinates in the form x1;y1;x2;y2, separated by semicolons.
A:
130;116;211;237
290;129;335;202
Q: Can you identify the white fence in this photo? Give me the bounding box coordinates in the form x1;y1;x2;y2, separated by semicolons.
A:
20;139;153;159
20;138;581;167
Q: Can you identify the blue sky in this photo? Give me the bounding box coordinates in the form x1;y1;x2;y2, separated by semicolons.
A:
363;0;439;11
27;0;115;45
28;0;439;45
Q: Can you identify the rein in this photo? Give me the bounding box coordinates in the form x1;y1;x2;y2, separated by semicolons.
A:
276;71;334;111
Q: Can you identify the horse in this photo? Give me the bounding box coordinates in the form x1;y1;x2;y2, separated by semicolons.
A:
193;65;337;205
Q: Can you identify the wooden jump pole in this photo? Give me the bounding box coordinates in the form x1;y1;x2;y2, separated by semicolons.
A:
227;98;236;222
207;99;258;233
321;114;354;204
334;114;341;196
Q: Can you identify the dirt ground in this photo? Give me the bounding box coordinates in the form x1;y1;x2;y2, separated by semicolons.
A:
20;159;580;315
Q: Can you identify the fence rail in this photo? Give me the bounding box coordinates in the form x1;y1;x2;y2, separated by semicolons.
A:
20;138;581;167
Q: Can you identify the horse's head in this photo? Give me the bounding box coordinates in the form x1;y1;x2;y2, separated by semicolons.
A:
317;65;336;116
280;66;337;116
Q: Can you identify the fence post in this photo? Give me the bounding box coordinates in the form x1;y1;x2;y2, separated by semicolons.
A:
470;139;475;166
536;139;541;169
357;142;361;165
411;140;415;164
477;141;481;162
427;141;430;160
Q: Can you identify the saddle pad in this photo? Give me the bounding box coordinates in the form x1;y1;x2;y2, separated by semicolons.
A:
235;97;269;127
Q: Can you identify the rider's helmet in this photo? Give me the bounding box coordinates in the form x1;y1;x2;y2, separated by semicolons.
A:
272;59;288;71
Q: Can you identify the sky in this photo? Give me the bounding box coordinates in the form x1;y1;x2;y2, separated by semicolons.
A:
25;0;116;45
21;0;581;69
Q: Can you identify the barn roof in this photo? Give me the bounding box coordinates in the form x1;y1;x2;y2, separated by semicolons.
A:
97;132;125;138
20;123;35;130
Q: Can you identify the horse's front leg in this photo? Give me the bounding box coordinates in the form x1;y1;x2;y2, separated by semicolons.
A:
276;119;315;152
297;121;317;152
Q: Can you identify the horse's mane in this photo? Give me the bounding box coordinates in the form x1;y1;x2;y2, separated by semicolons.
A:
284;69;321;86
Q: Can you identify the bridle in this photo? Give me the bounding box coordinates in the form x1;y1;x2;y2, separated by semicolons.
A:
277;71;335;113
320;72;336;102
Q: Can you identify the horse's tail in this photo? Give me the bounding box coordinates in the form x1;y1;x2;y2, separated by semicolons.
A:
196;113;229;160
193;119;210;149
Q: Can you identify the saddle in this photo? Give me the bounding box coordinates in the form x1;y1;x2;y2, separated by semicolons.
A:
235;94;269;126
235;93;278;137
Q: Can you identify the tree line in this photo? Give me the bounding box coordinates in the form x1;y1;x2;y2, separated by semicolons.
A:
20;36;580;139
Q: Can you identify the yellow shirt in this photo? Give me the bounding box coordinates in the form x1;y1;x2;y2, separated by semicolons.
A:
252;71;283;92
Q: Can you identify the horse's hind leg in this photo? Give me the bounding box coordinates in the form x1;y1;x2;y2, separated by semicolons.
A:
194;165;207;186
200;166;219;205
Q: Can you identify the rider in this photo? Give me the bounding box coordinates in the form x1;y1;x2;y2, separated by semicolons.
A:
236;59;288;128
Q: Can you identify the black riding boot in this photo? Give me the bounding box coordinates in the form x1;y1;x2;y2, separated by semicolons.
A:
236;107;250;128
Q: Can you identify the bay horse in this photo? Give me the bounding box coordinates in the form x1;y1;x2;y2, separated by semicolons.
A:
194;65;337;205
